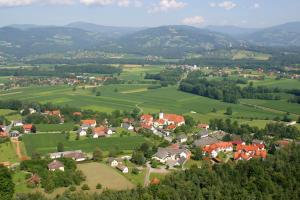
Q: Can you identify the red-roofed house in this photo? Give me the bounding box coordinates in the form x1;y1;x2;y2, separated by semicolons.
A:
197;124;210;130
81;119;97;128
234;144;267;161
23;124;33;134
93;126;109;138
140;114;153;126
203;142;233;158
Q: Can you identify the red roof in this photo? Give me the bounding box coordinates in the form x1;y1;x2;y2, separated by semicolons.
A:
155;119;165;125
197;124;209;129
140;114;153;122
73;112;82;116
203;142;233;153
93;126;107;136
166;124;176;130
140;123;152;129
23;124;33;131
0;130;8;138
163;114;185;124
81;119;96;126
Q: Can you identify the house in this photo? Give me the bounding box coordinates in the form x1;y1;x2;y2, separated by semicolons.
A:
210;131;228;140
193;136;219;148
123;118;135;124
73;112;82;116
81;119;97;128
48;160;64;171
197;124;209;130
20;108;36;115
177;134;188;143
197;130;209;138
23;124;33;134
107;157;123;167
77;127;88;136
116;164;129;173
140;114;153;126
107;127;116;135
155;112;185;127
0;129;8;138
49;150;86;162
93;126;108;138
45;110;61;118
10;130;20;138
152;145;191;167
286;121;297;126
202;142;233;158
26;174;41;187
234;144;267;161
14;120;23;127
121;122;134;131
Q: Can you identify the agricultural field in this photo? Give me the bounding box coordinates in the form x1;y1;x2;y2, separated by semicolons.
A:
0;141;19;163
77;162;135;191
252;78;300;90
119;64;163;81
35;122;75;132
0;109;22;121
22;133;147;156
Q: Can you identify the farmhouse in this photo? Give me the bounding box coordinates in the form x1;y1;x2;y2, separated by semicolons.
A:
23;124;33;133
93;126;108;138
177;134;188;143
77;127;88;136
152;145;191;166
155;112;185;127
14;120;24;127
121;122;134;131
49;150;86;162
10;130;20;137
197;124;210;130
81;119;97;128
202;142;233;158
107;157;123;167
48;160;64;171
116;164;129;173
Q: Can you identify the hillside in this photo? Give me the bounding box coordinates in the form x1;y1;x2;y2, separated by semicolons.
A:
117;25;239;57
245;21;300;46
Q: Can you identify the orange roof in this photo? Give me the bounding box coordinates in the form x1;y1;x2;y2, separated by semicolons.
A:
73;112;82;116
23;124;33;130
0;130;8;138
81;119;96;125
155;119;165;125
166;124;176;130
140;123;152;129
198;124;209;129
140;114;153;122
203;142;233;153
93;126;107;136
163;114;185;124
236;144;260;152
151;177;160;185
52;110;60;115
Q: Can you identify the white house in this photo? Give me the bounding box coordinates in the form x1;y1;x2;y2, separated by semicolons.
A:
48;160;64;171
116;164;129;173
107;157;122;167
77;127;88;136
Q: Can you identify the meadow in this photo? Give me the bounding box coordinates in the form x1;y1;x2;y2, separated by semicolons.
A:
22;133;147;156
0;142;19;163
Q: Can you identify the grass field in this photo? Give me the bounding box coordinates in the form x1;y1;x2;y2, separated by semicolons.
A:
0;109;22;121
0;142;19;163
252;78;300;90
22;133;147;156
78;162;134;190
36;122;75;132
0;84;295;123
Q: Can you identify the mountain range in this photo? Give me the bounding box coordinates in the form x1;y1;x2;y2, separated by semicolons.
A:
0;21;300;58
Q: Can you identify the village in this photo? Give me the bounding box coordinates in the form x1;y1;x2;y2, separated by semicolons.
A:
1;101;298;195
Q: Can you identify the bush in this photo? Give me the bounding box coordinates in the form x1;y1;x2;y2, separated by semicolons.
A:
131;168;139;175
69;185;76;192
81;184;90;191
96;183;102;189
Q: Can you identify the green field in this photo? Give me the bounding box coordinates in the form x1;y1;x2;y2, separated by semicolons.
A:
0;142;19;163
36;122;75;132
252;78;300;90
22;133;147;156
0;109;22;121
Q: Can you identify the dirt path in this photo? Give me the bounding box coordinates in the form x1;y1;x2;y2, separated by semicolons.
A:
11;139;22;159
144;162;170;187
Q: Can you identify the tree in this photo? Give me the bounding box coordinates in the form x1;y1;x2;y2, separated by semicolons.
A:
81;184;90;190
96;183;102;189
44;176;55;193
57;142;64;152
131;150;146;165
93;148;103;161
192;147;203;160
151;160;158;168
87;128;93;137
225;107;233;115
31;125;37;133
0;166;14;200
96;91;101;96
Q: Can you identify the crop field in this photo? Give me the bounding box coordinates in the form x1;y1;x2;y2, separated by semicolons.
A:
36;122;75;132
22;133;147;156
252;78;300;90
0;142;19;163
119;64;163;81
78;162;135;190
0;84;293;121
0;109;22;121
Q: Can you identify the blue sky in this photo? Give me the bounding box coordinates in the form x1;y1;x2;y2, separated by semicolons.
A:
1;0;300;28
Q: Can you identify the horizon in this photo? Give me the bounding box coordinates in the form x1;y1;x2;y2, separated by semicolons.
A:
1;0;300;28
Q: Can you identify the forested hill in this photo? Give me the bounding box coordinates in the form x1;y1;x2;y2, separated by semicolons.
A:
14;144;300;200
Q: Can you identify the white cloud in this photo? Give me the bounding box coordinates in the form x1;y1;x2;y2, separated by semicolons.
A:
0;0;36;7
253;3;260;9
149;0;187;13
182;16;205;26
133;0;142;7
218;1;236;10
79;0;114;6
49;0;75;5
210;1;237;10
117;0;130;7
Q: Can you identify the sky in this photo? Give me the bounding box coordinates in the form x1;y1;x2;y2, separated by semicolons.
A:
0;0;300;28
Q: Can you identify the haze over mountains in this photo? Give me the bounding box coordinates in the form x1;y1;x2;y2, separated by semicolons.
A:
1;21;300;58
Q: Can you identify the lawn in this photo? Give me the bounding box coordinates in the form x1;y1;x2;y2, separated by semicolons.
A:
0;109;22;121
252;78;300;90
0;141;19;163
77;162;134;191
36;122;75;132
22;133;147;156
